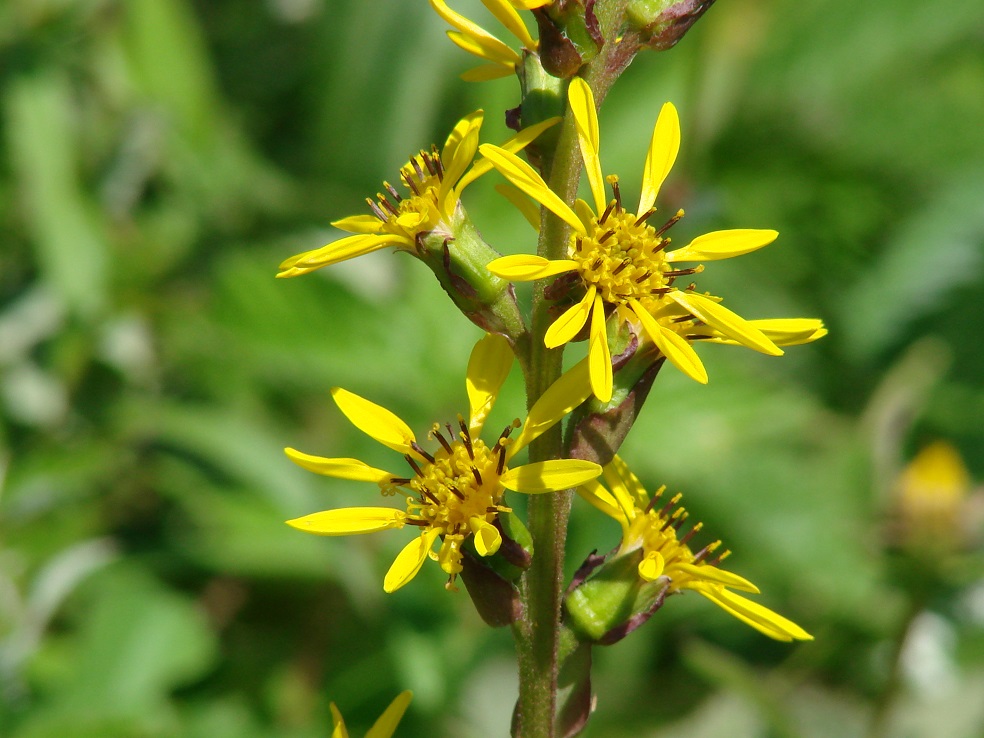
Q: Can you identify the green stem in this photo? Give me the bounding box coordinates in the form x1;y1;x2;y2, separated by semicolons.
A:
512;4;629;734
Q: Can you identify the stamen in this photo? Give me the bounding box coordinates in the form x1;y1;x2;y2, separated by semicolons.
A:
664;267;699;278
634;207;657;226
609;178;622;211
458;416;474;460
410;156;426;181
405;519;430;527
404;454;424;477
447;484;465;501
367;199;388;221
598;230;616;244
432;147;444;177
678;521;703;547
654;209;685;238
497;447;506;476
389;477;412;486
574;236;583;252
423;151;439;177
591;257;604;271
410;441;435;464
430;425;453;454
472;467;483;486
378;197;400;216
402;171;421;196
612;260;630;275
600;200;617;223
384;181;401;201
422;488;442;506
634;271;652;283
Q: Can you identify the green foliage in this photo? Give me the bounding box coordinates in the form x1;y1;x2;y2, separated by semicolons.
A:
2;0;983;736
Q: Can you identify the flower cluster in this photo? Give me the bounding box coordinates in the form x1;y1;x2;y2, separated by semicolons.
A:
279;2;824;730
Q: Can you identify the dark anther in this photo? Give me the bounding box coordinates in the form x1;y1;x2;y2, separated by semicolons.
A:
591;257;603;271
410;156;426;181
692;545;711;563
678;525;701;547
634;207;657;226
404;454;424;477
431;428;453;454
423;151;439;177
487;506;500;513
458;417;474;459
664;268;697;278
650;287;671;295
384;181;401;201
634;270;653;283
600;200;616;223
410;442;435;464
497;448;506;476
422;488;442;506
402;170;421;196
612;260;630;275
405;519;430;527
432;147;445;176
611;180;622;210
445;422;456;442
708;550;729;567
378;197;400;216
389;477;412;486
367;199;388;221
654;210;684;238
574;236;583;252
598;229;616;244
448;484;465;501
472;467;483;486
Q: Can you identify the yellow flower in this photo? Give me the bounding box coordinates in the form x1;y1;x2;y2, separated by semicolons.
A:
481;78;815;402
286;334;601;592
330;690;412;738
278;112;557;278
430;0;544;81
576;456;813;641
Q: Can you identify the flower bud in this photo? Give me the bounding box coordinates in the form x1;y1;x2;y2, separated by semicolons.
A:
625;0;717;51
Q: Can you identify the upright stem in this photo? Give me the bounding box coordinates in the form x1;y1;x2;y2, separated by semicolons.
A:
512;5;628;733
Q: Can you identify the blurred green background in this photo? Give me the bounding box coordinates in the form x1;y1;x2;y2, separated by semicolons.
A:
2;0;983;736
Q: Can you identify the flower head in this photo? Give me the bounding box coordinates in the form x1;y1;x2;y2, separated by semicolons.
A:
278;112;556;278
286;334;600;592
482;78;824;401
430;0;545;81
331;690;412;738
575;456;813;641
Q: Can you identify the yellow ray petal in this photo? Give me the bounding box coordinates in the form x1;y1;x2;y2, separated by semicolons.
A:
461;61;515;81
469;516;502;556
286;507;407;535
629;299;708;384
384;529;440;593
576;479;627;524
588;293;613;402
544;287;595;348
487;254;578;281
466;333;514;435
331;214;384;234
482;0;537;49
670;291;782;356
479;144;585;232
638;551;666;581
462;116;562;191
698;318;827;347
440;110;484;211
675;563;760;593
691;584;813;641
331;387;416;453
496;184;540;229
277;234;400;277
365;691;414;738
431;0;518;60
602;456;645;517
639;102;680;213
510;357;592;456
500;459;602;493
284;449;393;482
568;78;606;213
330;703;348;738
667;229;778;262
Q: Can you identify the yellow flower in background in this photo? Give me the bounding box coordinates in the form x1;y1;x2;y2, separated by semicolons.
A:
430;0;543;81
285;334;600;592
482;78;808;402
576;456;813;641
278;112;557;278
892;441;979;551
331;690;412;738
